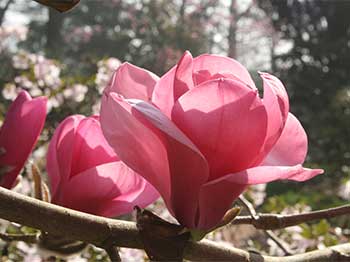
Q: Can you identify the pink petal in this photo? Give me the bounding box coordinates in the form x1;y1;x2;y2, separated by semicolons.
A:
197;165;323;229
47;115;84;197
151;67;176;117
56;162;158;217
172;78;267;181
151;51;194;118
173;51;194;97
105;62;159;101
69;116;119;177
192;54;256;89
260;72;289;122
254;72;290;164
100;93;209;228
262;113;308;166
99;176;159;217
198;180;246;230
215;165;323;185
0;91;47;189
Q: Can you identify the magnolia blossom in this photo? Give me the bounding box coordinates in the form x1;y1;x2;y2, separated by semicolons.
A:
46;115;158;217
100;51;323;229
0;91;47;189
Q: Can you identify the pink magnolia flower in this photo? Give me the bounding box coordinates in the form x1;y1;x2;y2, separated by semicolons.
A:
100;51;323;229
46;115;159;217
105;62;159;101
0;91;47;189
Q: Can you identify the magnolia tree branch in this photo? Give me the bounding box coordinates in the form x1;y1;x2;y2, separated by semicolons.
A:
232;204;350;230
238;196;294;255
0;232;39;243
0;187;349;262
105;246;121;262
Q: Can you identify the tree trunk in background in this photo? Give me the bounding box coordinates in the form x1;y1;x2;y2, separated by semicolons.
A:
177;0;187;51
228;0;237;58
270;35;277;72
46;7;64;58
179;0;186;25
0;0;14;26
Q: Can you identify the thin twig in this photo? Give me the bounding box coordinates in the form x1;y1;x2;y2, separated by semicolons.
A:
232;204;350;230
238;196;258;218
0;232;39;243
265;230;294;255
238;196;294;256
105;246;121;262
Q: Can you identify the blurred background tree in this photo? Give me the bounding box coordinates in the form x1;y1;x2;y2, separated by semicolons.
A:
256;0;350;203
0;0;349;260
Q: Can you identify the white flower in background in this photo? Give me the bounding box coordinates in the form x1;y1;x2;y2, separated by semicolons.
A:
12;175;32;196
28;86;43;97
338;179;350;200
16;242;42;262
281;204;312;215
95;57;121;93
14;75;35;90
63;84;88;103
33;145;47;161
119;248;145;262
0;25;28;52
92;100;101;115
12;51;31;70
34;56;61;89
2;83;19;100
47;93;64;112
245;184;267;206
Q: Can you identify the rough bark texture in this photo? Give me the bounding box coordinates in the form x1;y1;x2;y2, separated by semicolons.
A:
0;187;349;261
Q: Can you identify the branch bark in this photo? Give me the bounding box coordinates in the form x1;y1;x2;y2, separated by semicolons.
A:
0;187;349;261
232;204;350;230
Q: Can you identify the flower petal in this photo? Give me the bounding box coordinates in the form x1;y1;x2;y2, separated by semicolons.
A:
197;164;323;229
47;115;84;197
0;91;47;189
105;62;159;101
197;180;246;230
172;78;267;181
173;51;194;97
69;116;119;177
262;113;308;166
57;162;158;217
151;51;194;118
254;72;290;164
100;93;209;228
192;54;256;89
215;165;323;185
261;72;289;123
